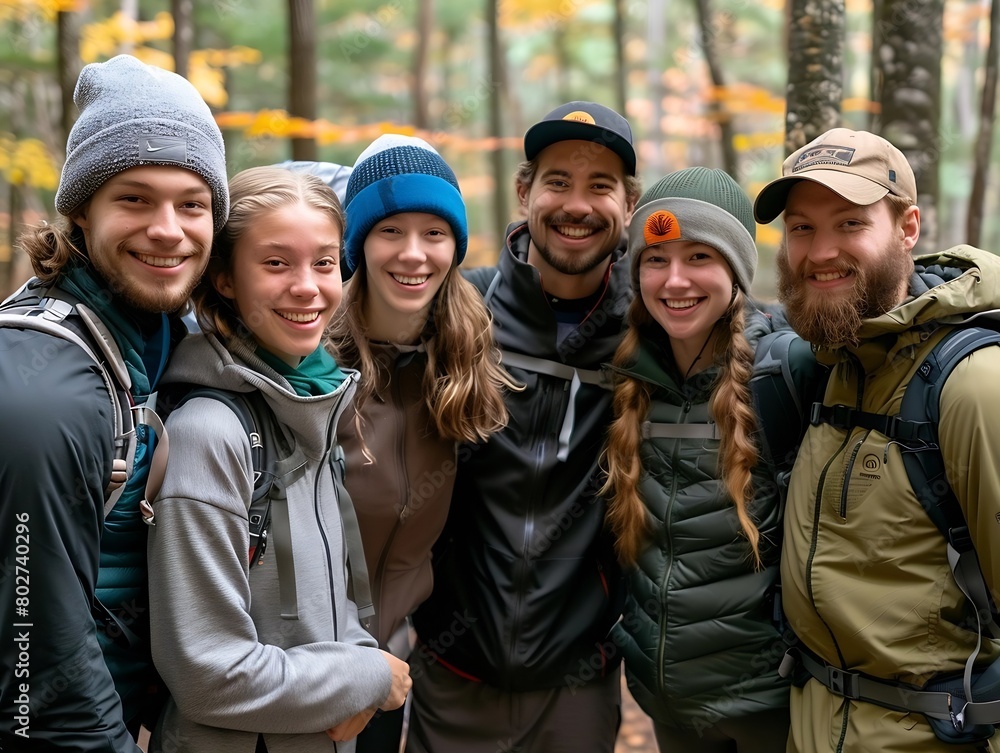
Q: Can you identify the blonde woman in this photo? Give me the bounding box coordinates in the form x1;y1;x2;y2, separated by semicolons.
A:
328;135;518;752
602;167;821;752
147;166;410;753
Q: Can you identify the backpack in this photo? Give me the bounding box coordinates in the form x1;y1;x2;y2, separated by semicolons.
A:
0;279;166;647
801;323;1000;742
142;385;375;627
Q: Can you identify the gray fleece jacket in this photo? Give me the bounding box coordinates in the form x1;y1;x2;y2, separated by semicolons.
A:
147;333;392;753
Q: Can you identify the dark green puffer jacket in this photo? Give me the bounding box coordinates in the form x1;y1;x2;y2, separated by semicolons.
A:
611;307;803;730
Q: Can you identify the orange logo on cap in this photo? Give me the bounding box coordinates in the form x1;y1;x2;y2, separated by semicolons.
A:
643;210;681;246
562;110;597;125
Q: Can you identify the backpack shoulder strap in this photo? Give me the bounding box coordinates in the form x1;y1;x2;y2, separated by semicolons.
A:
751;330;827;473
899;326;1000;539
0;289;136;516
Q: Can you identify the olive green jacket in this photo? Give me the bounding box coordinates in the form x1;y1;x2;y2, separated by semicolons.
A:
782;246;1000;753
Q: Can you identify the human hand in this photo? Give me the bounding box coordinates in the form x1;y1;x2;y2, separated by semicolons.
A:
379;650;412;711
326;708;376;742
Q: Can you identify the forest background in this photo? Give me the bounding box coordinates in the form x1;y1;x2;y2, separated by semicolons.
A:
0;0;998;301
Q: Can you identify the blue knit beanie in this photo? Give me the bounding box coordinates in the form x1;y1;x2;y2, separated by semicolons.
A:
55;54;229;232
343;134;467;278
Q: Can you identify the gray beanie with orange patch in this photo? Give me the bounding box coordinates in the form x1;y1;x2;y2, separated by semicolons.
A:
628;167;757;293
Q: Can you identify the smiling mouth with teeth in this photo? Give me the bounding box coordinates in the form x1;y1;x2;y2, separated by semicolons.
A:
135;253;183;268
664;298;700;310
813;271;850;282
391;273;430;286
554;226;596;238
277;311;320;323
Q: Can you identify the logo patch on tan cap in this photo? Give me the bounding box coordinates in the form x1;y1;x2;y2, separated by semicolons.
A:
562;110;596;125
792;145;856;172
644;210;681;246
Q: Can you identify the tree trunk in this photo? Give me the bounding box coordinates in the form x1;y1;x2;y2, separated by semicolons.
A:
646;0;668;174
967;0;999;247
172;0;194;78
288;0;317;161
785;0;844;154
487;0;508;238
869;0;883;131
56;10;82;143
413;0;433;129
613;0;627;116
876;0;944;252
694;0;739;179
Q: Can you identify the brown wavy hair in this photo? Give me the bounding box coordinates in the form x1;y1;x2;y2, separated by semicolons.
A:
329;259;519;451
17;216;89;285
601;288;763;568
192;166;345;341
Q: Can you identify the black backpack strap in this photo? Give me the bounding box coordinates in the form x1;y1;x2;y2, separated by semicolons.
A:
899;327;1000;542
751;330;827;474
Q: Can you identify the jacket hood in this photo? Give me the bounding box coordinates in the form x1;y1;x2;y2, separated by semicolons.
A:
859;245;1000;338
161;333;358;459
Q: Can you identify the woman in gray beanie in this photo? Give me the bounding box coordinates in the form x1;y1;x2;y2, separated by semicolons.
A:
600;167;824;752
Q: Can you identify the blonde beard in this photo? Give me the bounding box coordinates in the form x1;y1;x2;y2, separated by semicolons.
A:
776;238;913;349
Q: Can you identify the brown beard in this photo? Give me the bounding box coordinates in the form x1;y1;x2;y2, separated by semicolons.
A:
776;238;913;348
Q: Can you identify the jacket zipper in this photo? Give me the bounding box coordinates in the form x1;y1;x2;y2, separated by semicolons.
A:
371;374;409;644
807;356;864;753
656;398;690;694
507;379;554;676
313;410;347;641
839;438;865;519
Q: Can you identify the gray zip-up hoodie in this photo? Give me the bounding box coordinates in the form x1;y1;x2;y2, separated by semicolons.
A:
147;333;392;753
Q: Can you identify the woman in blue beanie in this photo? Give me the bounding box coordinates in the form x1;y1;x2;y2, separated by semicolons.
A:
601;168;824;752
328;134;519;752
146;166;411;752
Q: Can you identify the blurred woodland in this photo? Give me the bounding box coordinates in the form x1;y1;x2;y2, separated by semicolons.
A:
1;0;998;299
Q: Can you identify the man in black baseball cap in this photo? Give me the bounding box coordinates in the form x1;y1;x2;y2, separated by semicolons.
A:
409;102;639;753
524;100;637;176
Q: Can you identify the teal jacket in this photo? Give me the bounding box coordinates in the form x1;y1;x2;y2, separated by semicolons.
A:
611;307;817;730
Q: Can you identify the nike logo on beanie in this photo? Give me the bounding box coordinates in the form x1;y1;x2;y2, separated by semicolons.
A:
140;135;187;162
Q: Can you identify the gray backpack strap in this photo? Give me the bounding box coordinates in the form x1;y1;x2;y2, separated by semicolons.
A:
332;445;375;628
642;421;719;440
268;449;308;619
500;350;611;461
0;304;135;517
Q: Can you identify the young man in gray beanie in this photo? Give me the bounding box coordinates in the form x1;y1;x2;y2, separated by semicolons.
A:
0;54;227;752
410;101;640;753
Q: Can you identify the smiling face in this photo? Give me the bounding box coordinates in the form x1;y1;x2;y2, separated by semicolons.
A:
215;202;343;366
518;139;634;297
777;181;918;347
361;211;456;343
74;165;215;314
638;240;734;370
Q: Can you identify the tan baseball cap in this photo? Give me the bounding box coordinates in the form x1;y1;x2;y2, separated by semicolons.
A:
753;128;916;223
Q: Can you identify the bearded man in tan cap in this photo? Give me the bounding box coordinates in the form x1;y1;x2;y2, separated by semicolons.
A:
755;128;1000;752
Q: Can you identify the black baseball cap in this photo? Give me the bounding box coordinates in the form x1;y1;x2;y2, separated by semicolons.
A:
523;101;636;176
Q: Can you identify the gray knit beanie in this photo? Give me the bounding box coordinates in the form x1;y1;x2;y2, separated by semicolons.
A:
628;167;757;292
55;54;229;232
